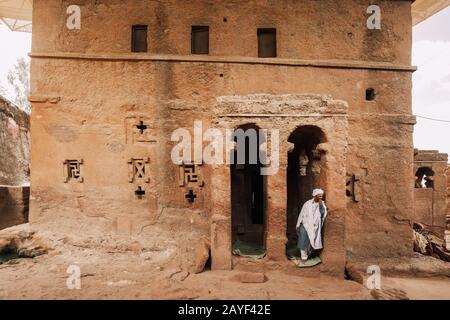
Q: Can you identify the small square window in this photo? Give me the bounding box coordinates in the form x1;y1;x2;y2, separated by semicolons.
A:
131;25;148;53
258;28;277;58
366;88;376;101
191;26;209;54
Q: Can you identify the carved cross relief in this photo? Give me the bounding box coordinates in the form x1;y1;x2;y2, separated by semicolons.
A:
179;163;204;203
63;159;84;183
128;158;150;183
346;174;360;203
125;117;157;144
128;158;151;199
179;163;204;188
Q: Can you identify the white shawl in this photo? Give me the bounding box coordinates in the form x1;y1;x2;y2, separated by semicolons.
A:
296;199;327;250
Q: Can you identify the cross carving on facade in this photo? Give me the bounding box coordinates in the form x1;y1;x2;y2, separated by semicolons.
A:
63;159;84;183
346;174;360;203
135;186;146;198
179;163;204;187
136;121;148;135
185;189;197;203
128;158;150;183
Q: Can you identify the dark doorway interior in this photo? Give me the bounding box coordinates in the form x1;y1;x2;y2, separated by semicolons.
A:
231;125;266;250
257;28;277;58
286;126;326;256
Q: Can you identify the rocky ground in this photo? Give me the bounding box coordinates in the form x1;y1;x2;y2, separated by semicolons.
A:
0;224;449;300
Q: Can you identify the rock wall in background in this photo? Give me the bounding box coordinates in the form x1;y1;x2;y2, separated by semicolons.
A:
0;96;30;230
0;96;30;186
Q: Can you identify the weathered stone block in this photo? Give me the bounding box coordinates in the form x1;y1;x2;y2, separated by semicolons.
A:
234;272;266;283
0;185;30;230
193;237;210;273
211;214;231;271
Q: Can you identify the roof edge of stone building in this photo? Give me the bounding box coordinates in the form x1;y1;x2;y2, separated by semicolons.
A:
414;148;449;162
1;0;447;32
412;0;450;25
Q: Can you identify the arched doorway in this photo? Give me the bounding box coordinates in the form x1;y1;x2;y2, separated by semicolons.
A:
415;167;435;189
286;125;327;258
231;124;267;258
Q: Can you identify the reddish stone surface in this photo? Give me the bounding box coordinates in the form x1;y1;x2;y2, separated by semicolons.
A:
28;0;417;275
413;150;448;236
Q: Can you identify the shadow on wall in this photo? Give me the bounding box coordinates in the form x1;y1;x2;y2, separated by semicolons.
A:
0;186;30;230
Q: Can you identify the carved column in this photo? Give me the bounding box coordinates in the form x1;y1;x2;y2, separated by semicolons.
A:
210;164;232;270
265;136;289;261
266;165;288;261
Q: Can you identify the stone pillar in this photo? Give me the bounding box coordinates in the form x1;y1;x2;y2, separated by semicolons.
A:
210;164;232;270
266;164;288;261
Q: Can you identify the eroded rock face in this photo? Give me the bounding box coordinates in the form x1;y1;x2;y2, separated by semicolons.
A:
0;224;48;264
193;237;210;274
0;96;30;231
0;96;29;186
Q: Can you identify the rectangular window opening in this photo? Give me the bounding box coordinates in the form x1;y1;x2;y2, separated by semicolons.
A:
131;25;148;53
258;28;277;58
191;26;209;54
366;88;376;101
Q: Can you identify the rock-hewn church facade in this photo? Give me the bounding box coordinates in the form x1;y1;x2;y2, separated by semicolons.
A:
28;0;423;274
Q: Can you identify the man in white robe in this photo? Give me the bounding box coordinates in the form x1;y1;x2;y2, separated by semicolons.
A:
296;188;327;261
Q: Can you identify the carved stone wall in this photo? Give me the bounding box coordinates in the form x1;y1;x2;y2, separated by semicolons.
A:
29;0;415;273
413;149;448;236
0;96;30;230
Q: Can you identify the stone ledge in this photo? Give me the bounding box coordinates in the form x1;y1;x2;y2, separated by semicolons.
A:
219;113;347;118
29;52;417;72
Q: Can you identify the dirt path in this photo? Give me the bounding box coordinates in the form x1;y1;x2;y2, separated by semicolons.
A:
1;246;449;300
0;225;448;300
0;247;368;300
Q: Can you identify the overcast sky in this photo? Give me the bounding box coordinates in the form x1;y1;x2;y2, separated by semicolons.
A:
412;8;450;156
0;9;449;155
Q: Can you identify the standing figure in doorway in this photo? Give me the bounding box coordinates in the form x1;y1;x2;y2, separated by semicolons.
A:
296;188;327;261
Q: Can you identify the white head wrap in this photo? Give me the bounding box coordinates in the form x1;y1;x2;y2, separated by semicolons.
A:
312;189;324;197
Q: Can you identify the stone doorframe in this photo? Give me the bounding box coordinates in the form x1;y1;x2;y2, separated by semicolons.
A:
210;94;349;271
